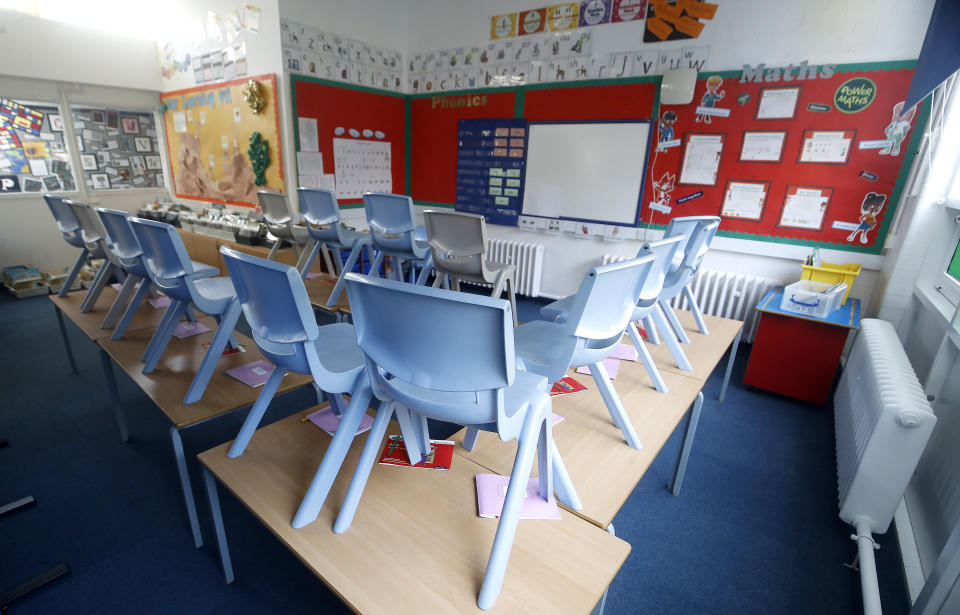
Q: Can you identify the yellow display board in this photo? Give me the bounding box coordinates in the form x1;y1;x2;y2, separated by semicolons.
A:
161;73;282;208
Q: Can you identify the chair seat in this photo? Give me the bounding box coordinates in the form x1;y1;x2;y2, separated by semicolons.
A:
270;224;311;245
190;261;219;278
340;228;371;248
193;277;238;314
63;231;86;249
539;295;574;323
514;320;568;377
310;323;366;389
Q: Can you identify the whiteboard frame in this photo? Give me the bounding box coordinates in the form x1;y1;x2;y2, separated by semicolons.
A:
520;119;655;228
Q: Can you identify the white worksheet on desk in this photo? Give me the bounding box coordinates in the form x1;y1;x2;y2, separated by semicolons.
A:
333;138;392;199
679;134;724;185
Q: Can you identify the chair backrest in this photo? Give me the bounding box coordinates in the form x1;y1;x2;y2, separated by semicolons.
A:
64;199;106;247
220;245;318;348
96;208;143;261
362;192;417;252
298;187;342;243
43;194;80;234
636;235;684;305
128;218;195;281
664;216;720;271
345;272;514;398
564;256;656;342
257;190;294;226
423;210;488;278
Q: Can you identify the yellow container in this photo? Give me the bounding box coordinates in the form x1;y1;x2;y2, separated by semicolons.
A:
800;261;861;305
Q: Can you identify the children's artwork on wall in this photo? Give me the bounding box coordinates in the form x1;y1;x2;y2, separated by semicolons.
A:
879;101;916;156
644;0;718;42
0;99;73;193
844;192;886;244
74;108;161;190
161;74;282;207
121;117;140;134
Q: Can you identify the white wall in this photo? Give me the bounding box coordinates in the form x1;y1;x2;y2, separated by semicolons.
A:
398;0;934;300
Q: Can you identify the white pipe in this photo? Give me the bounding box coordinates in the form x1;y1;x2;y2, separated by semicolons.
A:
855;518;883;615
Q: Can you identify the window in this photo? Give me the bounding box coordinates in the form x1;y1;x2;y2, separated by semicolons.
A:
71;107;164;190
0;97;75;194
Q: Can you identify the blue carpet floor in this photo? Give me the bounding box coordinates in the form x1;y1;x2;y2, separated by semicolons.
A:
0;290;910;614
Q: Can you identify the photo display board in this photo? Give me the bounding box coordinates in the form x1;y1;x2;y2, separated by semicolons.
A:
455;118;528;225
0;99;74;194
642;61;925;252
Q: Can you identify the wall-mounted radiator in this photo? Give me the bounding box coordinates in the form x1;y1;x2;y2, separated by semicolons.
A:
600;258;782;342
833;318;936;615
487;239;544;297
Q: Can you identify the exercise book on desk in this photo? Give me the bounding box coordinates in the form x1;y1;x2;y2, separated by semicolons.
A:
550;376;587;396
225;360;274;387
576;358;620;379
476;474;562;520
173;321;210;338
306;405;374;436
378;436;454;470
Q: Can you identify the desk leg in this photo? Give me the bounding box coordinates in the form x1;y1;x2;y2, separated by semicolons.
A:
202;467;234;584
669;393;704;496
591;524;616;615
170;426;203;548
718;329;742;403
99;349;129;443
53;306;78;374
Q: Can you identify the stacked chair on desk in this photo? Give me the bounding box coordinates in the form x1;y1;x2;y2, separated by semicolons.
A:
95;208;159;336
331;272;578;610
129;218;242;404
362;192;433;285
656;215;721;339
63;200;125;313
422;209;519;327
294;187;373;307
42;194;88;297
258;190;312;262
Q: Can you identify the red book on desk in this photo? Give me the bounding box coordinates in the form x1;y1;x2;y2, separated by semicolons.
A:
378;436;454;470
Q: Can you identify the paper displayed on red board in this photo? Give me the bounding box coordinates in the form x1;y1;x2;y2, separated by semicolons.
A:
576;358;620;379
550;376;587;396
225;359;273;387
173;320;210;338
378;435;454;470
307;405;374;437
475;474;562;520
609;342;639;361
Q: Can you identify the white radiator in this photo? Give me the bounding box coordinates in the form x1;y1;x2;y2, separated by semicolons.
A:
487;239;544;297
599;258;781;342
833;318;936;615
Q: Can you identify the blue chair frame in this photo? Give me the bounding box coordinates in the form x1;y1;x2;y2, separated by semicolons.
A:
362;192;433;285
42;194;88;297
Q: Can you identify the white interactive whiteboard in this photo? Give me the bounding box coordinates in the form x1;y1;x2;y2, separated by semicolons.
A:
521;120;653;226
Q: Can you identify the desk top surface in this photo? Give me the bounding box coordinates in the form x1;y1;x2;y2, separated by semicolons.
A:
199;409;630;615
49;287;167;341
97;318;312;428
756;287;861;329
304;275;351;314
642;310;743;381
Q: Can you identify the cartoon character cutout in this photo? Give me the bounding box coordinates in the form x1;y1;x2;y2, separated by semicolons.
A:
880;101;916;156
847;192;887;244
649;172;676;213
658;110;678;149
695;76;725;124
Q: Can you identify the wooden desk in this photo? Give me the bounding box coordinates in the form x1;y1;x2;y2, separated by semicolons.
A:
645;310;744;385
304;274;351;316
49;286;167;342
199;410;631;614
96;319;313;548
743;288;861;404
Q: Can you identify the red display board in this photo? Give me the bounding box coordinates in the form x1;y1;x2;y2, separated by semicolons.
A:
522;81;658;121
409;91;517;205
291;76;406;204
641;62;923;252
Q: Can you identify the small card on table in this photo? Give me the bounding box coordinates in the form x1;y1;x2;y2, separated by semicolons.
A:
476;473;561;520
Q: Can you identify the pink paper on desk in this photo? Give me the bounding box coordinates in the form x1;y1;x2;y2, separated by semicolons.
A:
225;360;274;387
305;272;324;279
148;296;171;308
307;406;374;436
576;358;620;379
476;474;561;520
609;343;638;362
173;321;210;338
552;413;564;425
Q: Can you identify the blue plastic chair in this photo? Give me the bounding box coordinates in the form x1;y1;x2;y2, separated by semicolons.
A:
657;216;720;340
330;272;579;610
258;191;311;261
64;199;124;314
295;188;373;306
539;236;686;392
43;194;88;297
362;192;433;285
128;218;241;404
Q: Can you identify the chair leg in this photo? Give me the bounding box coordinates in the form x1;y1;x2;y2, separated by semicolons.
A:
588;361;643;450
184;305;198;323
462;426;480;451
477;409;545;610
414;252;434;286
684;285;709;335
660;300;691;344
333;402;396;534
551;439;582;511
642;315;660;345
431;273;444;288
325;246;340;277
292;381;374;529
80;261;115;313
101;274;138;329
297;240;321;278
450;277;460;292
536;416;553;501
291;240;303;259
183;301;242;404
226;365;287;458
111;277;152;340
394;405;427;465
59;249;88;297
492;271;518;327
326;244;363;307
211;313;240;350
506;275;518;328
141;299;180;360
266;239;281;261
142;301;187;372
368;251;384;279
652;304;693;371
626;322;669;394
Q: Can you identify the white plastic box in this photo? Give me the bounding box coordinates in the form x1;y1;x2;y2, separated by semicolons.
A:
781;280;846;318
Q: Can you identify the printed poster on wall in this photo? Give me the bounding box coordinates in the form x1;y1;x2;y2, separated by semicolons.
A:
611;0;647;23
491;13;518;39
160;74;283;208
332;137;392;198
579;0;612;26
519;8;547;35
547;3;580;31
